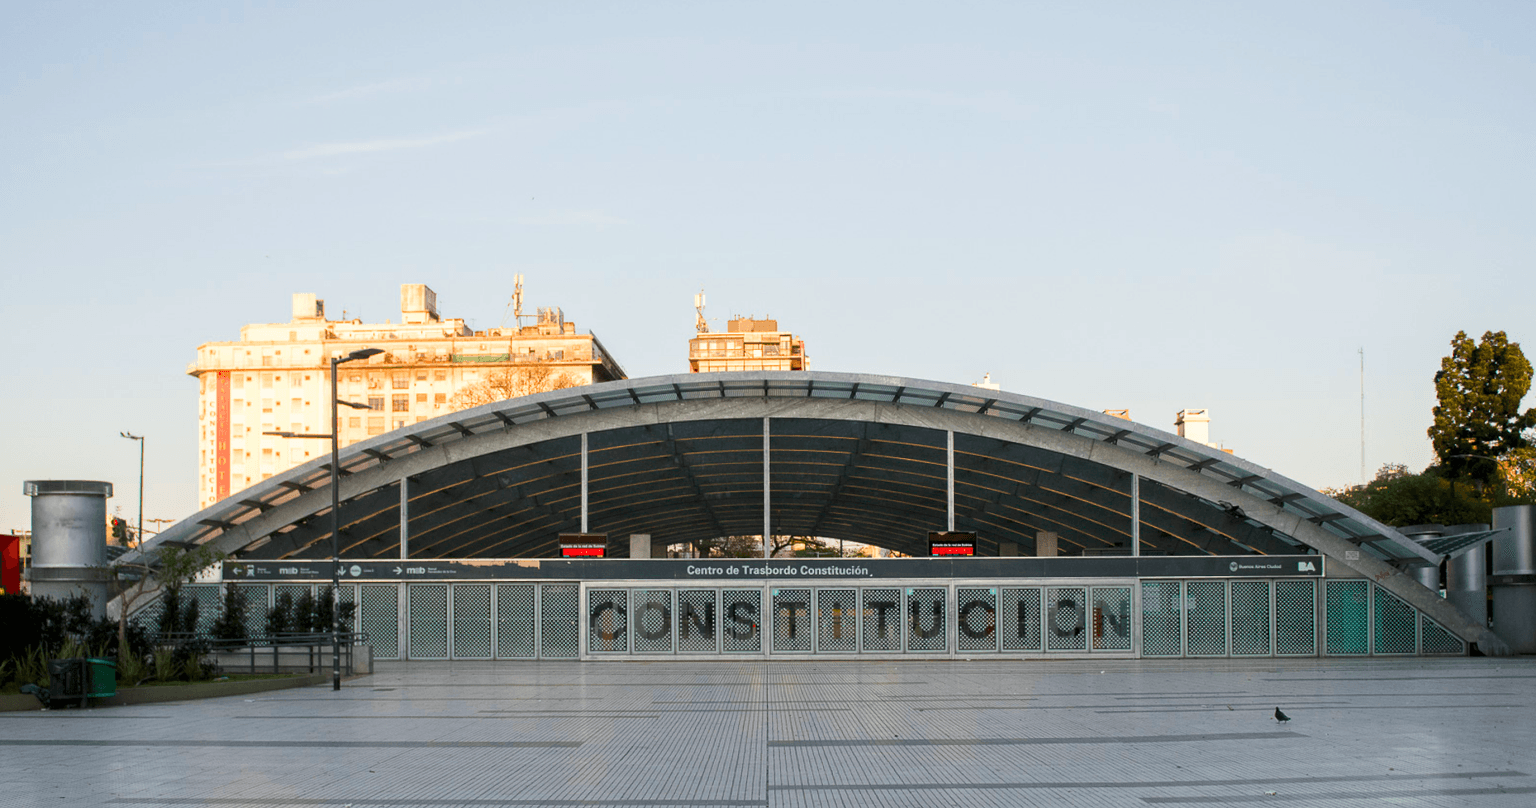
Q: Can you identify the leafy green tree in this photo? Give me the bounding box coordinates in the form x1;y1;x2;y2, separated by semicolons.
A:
113;543;224;656
1429;330;1536;484
211;585;249;642
1329;464;1493;527
265;592;296;637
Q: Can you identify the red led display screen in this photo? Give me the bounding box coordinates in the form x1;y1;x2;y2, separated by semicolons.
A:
928;532;977;557
558;533;608;559
560;546;606;558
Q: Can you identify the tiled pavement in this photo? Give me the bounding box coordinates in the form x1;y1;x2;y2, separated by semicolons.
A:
2;657;1533;807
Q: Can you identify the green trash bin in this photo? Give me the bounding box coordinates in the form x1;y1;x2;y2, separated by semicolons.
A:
83;658;117;700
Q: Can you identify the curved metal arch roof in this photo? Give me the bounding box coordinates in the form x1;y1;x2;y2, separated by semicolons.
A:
141;370;1433;564
129;371;1512;651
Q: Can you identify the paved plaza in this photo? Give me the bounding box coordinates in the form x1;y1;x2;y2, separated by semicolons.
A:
2;657;1534;807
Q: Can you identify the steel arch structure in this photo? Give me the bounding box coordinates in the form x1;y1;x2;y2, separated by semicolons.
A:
128;371;1507;652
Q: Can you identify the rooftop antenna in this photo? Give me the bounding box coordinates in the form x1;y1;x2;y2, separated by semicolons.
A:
694;290;708;333
499;274;527;329
1360;346;1366;483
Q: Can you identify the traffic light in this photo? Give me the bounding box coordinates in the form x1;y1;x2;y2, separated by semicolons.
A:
110;517;127;542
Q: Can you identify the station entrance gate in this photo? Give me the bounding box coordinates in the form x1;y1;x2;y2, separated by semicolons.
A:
145;556;1469;660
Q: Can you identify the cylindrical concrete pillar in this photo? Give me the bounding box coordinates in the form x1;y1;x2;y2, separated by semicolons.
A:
1410;565;1440;591
1444;524;1489;626
629;534;652;559
23;480;113;616
1491;506;1536;654
1492;506;1535;575
1447;545;1488;625
1399;525;1444;595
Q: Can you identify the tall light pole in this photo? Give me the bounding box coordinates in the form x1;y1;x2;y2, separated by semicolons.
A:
265;346;381;692
120;432;144;549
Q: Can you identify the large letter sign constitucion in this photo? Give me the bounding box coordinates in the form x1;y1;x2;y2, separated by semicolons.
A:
591;600;625;643
959;599;995;640
680;599;714;640
727;600;758;641
638;598;671;641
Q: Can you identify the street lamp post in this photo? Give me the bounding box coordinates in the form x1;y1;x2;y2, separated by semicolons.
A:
120;432;144;549
264;347;381;692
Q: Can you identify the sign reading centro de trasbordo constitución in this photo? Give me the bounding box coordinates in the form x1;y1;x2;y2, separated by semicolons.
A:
222;555;1324;582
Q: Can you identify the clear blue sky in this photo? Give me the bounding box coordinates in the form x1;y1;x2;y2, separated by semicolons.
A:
3;2;1533;534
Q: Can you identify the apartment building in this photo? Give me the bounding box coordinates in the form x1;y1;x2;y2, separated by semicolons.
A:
188;283;626;508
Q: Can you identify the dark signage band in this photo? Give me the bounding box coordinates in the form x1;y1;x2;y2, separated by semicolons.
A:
222;555;1324;582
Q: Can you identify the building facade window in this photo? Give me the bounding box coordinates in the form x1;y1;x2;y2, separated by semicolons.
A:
392;395;409;412
368;396;384;411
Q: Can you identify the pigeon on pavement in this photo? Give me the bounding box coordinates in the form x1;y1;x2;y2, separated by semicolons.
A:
1274;708;1291;723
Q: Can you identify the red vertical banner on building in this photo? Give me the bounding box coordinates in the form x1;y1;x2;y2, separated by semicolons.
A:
216;371;231;500
0;535;20;595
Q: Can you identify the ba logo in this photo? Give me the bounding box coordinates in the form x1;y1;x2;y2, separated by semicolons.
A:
1298;561;1317;572
1229;562;1239;573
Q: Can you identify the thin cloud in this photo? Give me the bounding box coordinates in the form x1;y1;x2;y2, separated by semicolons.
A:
308;76;434;104
807;88;1032;119
281;129;488;160
516;210;631;227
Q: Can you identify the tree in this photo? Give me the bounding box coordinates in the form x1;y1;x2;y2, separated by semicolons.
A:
210;585;249;642
689;535;844;558
449;363;580;409
1328;463;1493;526
112;543;225;657
1428;330;1536;484
266;592;296;637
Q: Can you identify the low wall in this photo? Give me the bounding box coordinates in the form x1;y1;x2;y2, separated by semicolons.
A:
212;644;372;676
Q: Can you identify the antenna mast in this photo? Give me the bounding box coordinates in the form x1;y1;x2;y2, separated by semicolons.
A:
694;290;708;333
500;274;527;330
1360;346;1366;483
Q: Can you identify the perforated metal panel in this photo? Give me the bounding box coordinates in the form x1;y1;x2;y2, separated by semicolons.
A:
361;585;399;659
1420;614;1466;655
451;584;492;659
1372;585;1416;655
1140;581;1182;657
1274;579;1316;656
861;588;902;651
721;589;761;652
1091;586;1132;651
957;588;997;652
677;589;718;653
234;584;270;640
1185;580;1227;656
773;588;812;652
540;584;579;658
408;584;448;659
588;589;628;653
274;584;312;615
131;596;164;634
496;584;536;658
632;589;674;654
1325;579;1370;655
1230;580;1271;656
1000;587;1042;651
816;589;858;653
184;584;221;636
338;584;359;636
1046;586;1087;651
906;588;947;652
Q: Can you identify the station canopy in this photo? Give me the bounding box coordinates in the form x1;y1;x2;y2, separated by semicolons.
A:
133;371;1441;571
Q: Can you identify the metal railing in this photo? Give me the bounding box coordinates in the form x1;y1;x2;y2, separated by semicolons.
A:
157;632;370;676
